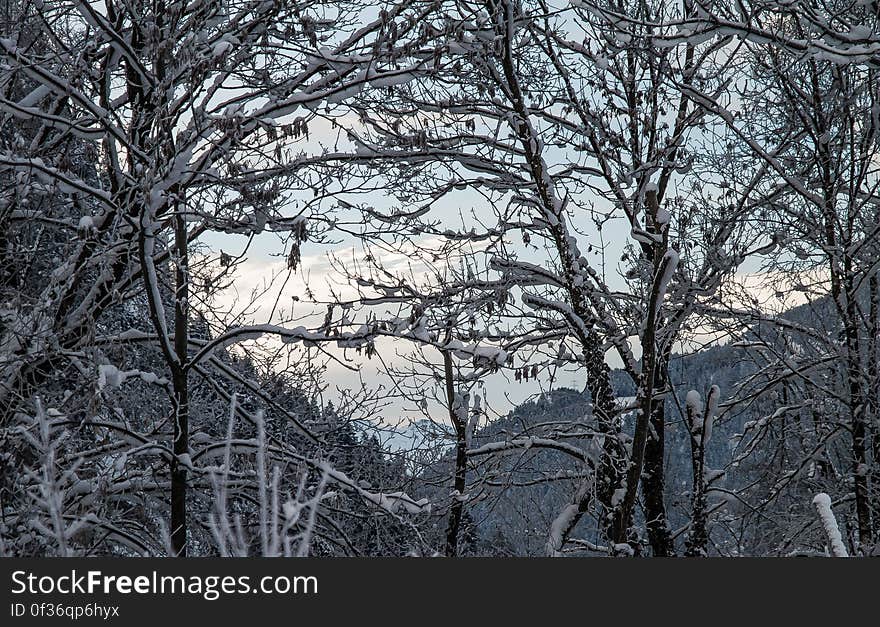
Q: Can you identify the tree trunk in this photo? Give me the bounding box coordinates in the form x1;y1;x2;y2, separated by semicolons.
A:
843;278;872;550
443;350;467;557
643;356;673;556
869;273;880;548
170;208;189;557
612;189;671;551
685;427;708;556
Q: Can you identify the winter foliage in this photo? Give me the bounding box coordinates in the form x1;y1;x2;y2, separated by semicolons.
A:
2;0;880;557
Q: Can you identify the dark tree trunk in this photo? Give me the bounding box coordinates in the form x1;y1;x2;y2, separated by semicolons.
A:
170;209;190;557
842;276;872;550
493;16;624;549
643;362;673;556
869;273;880;547
612;189;671;552
443;350;467;557
685;393;708;557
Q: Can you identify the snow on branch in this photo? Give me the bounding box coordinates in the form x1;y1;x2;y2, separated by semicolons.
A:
812;493;848;557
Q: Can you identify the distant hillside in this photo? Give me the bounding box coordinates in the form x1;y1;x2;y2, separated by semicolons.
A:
411;340;762;555
404;294;843;555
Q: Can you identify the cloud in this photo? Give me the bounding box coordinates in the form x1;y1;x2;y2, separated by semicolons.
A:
206;235;450;325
